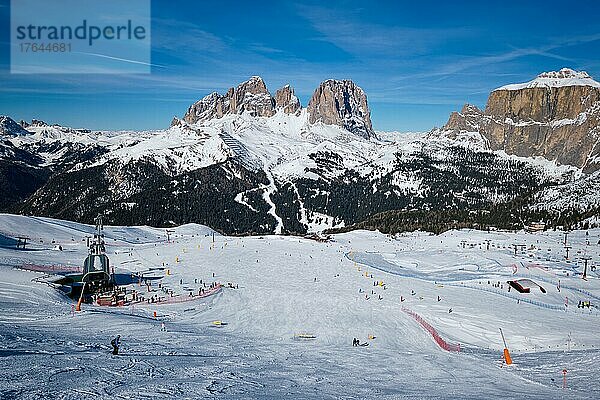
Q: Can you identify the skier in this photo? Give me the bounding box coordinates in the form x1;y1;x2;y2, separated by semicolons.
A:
110;335;121;355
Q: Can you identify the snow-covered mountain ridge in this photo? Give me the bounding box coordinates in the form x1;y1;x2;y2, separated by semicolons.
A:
2;72;600;234
437;68;600;173
497;68;600;90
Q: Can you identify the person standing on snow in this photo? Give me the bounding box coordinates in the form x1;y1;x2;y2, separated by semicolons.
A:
110;335;121;355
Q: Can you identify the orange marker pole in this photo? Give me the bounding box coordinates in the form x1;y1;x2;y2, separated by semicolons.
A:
500;328;512;365
75;282;86;312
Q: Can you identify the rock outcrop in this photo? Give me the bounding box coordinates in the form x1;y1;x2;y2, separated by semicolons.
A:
183;76;276;124
439;69;600;172
274;84;301;115
181;77;375;140
307;80;375;139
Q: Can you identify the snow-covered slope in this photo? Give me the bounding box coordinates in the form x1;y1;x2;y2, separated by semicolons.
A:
496;68;600;90
1;214;599;398
0;115;30;136
533;170;600;214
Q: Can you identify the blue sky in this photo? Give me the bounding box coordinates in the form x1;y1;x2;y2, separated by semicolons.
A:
1;0;600;132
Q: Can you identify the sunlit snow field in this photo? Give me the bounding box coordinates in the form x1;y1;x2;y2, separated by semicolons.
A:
1;214;599;399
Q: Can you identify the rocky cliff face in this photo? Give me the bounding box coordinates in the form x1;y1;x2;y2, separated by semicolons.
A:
274;85;301;115
439;69;600;172
182;77;375;139
307;80;375;139
183;76;276;124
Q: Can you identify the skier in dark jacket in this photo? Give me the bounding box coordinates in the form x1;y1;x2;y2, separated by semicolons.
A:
111;335;121;355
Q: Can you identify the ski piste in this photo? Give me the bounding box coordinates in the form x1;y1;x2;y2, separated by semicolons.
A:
1;214;598;398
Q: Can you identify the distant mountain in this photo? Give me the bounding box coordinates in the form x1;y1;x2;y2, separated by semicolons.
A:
0;115;30;137
181;76;373;138
3;73;599;234
434;68;600;172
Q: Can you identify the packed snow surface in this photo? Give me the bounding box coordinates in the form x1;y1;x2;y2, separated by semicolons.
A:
1;214;599;399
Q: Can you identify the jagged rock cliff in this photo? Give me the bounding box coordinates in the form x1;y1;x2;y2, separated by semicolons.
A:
274;85;301;115
181;77;375;140
183;76;276;124
307;79;375;139
438;69;600;172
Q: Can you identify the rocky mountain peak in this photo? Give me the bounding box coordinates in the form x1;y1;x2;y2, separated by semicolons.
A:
538;68;591;80
0;116;31;136
30;119;49;127
274;84;301;115
229;76;275;117
181;92;228;125
181;77;375;139
239;76;268;92
307;79;375;139
183;76;276;124
439;69;600;172
460;104;482;114
442;104;484;133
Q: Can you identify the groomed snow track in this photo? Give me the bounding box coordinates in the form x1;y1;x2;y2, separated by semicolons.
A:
219;130;263;172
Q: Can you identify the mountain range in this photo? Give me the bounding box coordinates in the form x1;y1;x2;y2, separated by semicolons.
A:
1;69;599;234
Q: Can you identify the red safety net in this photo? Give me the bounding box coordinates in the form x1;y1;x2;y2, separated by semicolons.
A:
402;308;461;352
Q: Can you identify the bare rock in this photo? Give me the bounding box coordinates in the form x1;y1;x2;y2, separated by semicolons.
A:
307;79;375;139
274;84;301;114
438;69;600;172
184;76;275;124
